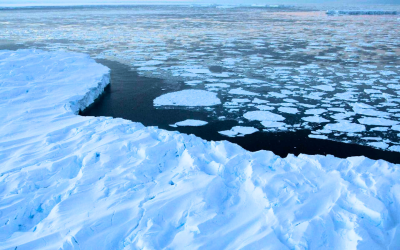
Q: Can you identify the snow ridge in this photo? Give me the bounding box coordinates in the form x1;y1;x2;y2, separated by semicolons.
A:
1;50;400;250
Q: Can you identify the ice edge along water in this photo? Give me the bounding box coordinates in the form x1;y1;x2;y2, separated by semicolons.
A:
1;50;400;250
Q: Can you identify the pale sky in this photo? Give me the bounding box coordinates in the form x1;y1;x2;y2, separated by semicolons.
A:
0;0;398;6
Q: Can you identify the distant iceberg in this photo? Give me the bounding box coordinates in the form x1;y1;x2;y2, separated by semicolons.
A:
327;10;398;16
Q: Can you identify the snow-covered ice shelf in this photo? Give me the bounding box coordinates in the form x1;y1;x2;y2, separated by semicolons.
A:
1;50;400;249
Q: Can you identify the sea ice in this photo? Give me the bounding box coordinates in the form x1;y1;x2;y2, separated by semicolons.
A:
173;119;208;127
392;125;400;131
154;89;221;106
278;107;299;114
309;134;328;139
243;111;285;122
324;121;366;133
368;142;389;149
358;117;399;126
261;121;286;128
218;126;258;137
313;85;335;91
2;34;400;250
229;88;259;96
305;108;327;115
302;116;329;123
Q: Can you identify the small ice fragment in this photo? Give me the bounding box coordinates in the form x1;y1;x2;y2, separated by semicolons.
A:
309;134;328;140
219;126;258;137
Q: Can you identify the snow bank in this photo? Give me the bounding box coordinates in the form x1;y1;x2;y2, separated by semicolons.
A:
1;50;400;250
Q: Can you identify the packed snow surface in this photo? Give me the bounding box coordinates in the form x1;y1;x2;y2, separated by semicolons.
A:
153;89;221;106
1;50;400;250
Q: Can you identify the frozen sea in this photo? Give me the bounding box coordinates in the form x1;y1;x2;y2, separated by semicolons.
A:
1;4;398;156
1;4;400;249
1;6;400;152
5;5;400;155
1;45;400;250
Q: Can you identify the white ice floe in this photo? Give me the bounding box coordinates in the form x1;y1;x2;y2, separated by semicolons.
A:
172;119;208;127
309;134;328;139
256;105;275;111
240;78;266;84
137;66;158;71
368;142;389;149
252;97;268;104
324;121;366;133
371;127;389;131
2;50;400;250
305;108;327;115
185;68;211;74
228;88;259;96
278;107;299;114
392;125;400;131
218;126;258;137
243;110;285;122
358;117;399;126
205;83;230;88
389;145;400;152
261;121;286;128
154;89;221;106
302;116;330;123
313;85;335;92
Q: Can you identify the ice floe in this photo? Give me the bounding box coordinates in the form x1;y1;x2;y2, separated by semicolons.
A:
302;116;330;123
324;121;366;133
358;117;399;126
218;126;258;137
1;5;400;150
154;89;221;107
171;119;208;127
243;111;285;122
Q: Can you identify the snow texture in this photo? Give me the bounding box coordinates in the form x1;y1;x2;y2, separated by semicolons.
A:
1;50;400;250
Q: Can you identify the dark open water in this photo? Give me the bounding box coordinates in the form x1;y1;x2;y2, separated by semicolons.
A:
80;59;400;164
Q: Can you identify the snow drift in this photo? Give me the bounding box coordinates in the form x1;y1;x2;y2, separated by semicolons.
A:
1;50;400;250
